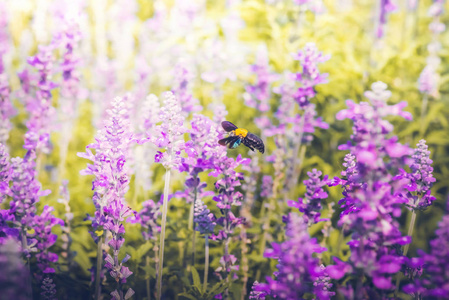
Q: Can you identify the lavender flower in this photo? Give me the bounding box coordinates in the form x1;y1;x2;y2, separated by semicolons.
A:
33;205;64;274
249;281;267;300
24;45;57;153
40;276;57;300
172;65;201;115
243;48;275;114
8;154;51;257
377;0;397;38
194;199;216;235
128;199;161;241
154;91;187;300
260;175;273;199
78;97;135;298
133;94;160;192
258;213;333;299
78;97;134;239
292;43;329;108
153;91;186;170
103;200;134;296
0;71;14;145
418;1;445;99
395;140;436;210
0;143;10;202
328;82;412;295
288;168;328;225
404;201;449;297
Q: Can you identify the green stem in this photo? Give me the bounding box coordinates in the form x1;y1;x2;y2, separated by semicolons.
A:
240;228;248;300
156;168;171;300
203;235;209;292
403;210;417;257
146;256;151;300
419;94;429;137
95;236;103;300
21;228;32;298
189;177;198;268
336;223;347;255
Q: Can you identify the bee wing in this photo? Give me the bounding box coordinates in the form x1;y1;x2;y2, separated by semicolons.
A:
218;136;240;147
243;133;265;154
221;121;238;132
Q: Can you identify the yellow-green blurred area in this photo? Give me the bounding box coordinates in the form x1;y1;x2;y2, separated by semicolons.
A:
2;0;449;299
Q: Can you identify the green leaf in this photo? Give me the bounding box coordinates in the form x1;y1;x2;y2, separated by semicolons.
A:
191;266;202;293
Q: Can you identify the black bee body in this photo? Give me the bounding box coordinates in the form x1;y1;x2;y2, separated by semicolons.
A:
218;121;265;154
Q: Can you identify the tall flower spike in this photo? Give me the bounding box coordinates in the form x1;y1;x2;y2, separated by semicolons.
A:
288;168;329;225
78;96;135;298
133;94;160;192
292;43;330;108
0;71;14;146
128;199;161;241
404;200;449;297
0;143;10;202
154;91;186;300
328;82;412;296
259;213;334;299
395;139;436;210
194;199;216;235
153;91;186;170
24;44;57;153
172;65;201;115
33;205;64;274
376;0;397;38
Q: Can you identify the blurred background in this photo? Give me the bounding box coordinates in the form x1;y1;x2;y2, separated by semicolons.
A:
1;0;448;299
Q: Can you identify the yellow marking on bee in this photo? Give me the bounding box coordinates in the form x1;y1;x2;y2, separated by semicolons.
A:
235;128;248;137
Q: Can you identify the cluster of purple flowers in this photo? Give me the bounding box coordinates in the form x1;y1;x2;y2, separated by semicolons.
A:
255;213;334;300
22;44;57;153
78;96;135;298
327;82;413;296
288;168;329;225
153;91;186;170
418;0;445;98
172;65;201;115
129;199;161;241
377;0;397;38
395;140;436;210
404;201;449;297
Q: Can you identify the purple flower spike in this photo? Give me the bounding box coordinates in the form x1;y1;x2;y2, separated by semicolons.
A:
288;168;328;225
260;213;333;299
40;276;57;300
194;199;216;235
33;205;64;274
328;81;413;296
23;44;58;154
405;200;449;297
0;143;10;202
172;65;202;115
128;199;161;241
292;43;330;108
78;97;135;296
152;91;186;170
377;0;397;38
395;140;436;210
249;281;267;300
0;71;14;145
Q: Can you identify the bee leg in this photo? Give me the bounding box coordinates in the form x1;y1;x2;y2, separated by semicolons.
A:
247;145;255;152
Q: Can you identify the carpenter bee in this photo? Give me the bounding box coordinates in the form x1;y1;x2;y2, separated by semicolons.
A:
218;121;265;154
